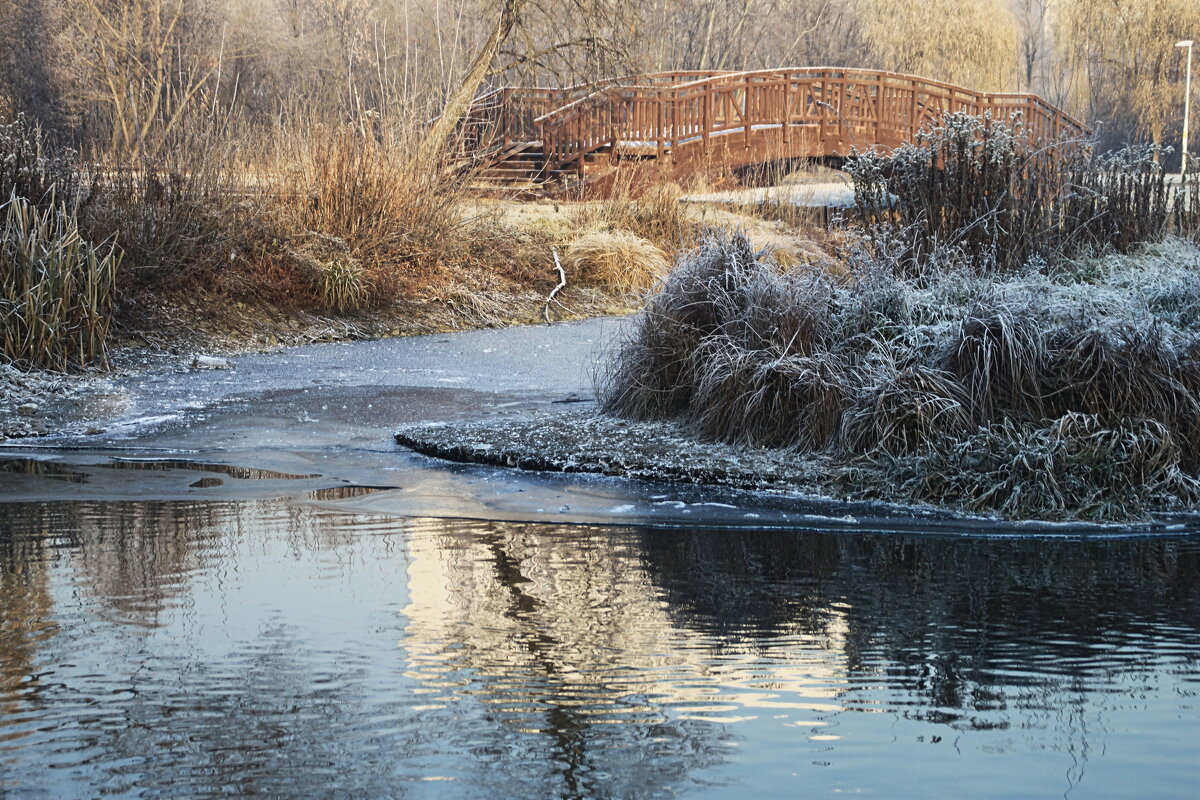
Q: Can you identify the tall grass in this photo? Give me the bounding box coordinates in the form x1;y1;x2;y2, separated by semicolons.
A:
0;115;83;210
599;231;1200;520
0;194;119;370
0;105;501;365
257;124;473;309
79;158;238;289
574;174;697;251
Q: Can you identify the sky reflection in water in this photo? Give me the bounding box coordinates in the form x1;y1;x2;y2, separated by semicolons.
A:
1;499;1199;798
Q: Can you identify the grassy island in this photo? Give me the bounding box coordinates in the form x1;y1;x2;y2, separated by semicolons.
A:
600;117;1200;521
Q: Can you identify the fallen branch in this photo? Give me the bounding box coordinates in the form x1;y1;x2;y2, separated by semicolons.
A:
543;248;567;324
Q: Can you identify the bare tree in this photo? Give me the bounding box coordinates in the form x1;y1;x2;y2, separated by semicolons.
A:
1015;0;1053;93
416;0;524;164
59;0;221;158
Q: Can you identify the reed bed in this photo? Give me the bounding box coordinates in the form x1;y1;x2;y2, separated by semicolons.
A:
599;231;1200;520
0;195;119;371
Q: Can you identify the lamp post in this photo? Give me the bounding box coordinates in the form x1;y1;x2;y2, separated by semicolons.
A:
1179;40;1194;176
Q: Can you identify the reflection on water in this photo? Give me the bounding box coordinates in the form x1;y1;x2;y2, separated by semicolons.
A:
1;499;1199;798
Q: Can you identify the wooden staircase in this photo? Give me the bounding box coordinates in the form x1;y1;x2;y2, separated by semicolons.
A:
467;144;628;195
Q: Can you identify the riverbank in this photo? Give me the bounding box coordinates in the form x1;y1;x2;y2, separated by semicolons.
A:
0;280;627;440
1;175;827;441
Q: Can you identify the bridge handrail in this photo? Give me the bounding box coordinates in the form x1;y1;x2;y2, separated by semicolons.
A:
452;72;736;148
533;68;1087;131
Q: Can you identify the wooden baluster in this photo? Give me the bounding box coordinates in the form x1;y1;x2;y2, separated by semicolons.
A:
744;74;753;148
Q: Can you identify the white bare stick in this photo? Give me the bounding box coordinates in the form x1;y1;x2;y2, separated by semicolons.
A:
543;248;567;324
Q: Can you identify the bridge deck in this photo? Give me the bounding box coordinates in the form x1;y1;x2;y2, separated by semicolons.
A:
459;68;1089;193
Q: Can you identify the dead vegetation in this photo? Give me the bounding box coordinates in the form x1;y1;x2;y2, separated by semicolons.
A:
0;108;726;372
849;113;1200;275
563;231;669;294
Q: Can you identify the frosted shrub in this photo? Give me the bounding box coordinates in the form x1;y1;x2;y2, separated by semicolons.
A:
847;113;1184;274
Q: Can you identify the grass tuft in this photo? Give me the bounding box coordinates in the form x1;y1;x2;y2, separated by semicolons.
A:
313;258;371;313
564;231;668;294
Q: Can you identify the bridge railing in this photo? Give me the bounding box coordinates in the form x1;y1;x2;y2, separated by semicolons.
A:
456;71;736;155
530;68;1089;175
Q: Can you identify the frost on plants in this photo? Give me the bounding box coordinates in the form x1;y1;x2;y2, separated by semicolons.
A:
599;229;1200;521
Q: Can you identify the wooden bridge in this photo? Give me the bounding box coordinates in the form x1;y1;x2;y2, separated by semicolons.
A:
458;68;1089;194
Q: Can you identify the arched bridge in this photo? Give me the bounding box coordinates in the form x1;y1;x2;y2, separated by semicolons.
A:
460;68;1088;193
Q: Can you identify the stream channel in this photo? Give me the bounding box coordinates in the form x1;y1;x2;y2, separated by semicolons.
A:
1;318;1199;798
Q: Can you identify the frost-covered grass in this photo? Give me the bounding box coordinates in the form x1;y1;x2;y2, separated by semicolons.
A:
599;232;1200;521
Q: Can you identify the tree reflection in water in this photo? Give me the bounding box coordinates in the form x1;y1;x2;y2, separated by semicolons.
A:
0;497;1198;798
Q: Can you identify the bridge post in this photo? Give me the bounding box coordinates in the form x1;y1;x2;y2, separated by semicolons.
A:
501;88;512;149
909;80;918;138
539;120;550;177
576;115;586;180
657;92;665;162
876;73;884;145
744;74;753;149
606;97;616;157
783;77;792;151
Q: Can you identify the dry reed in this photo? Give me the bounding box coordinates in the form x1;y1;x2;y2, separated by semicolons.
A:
564;231;668;294
0;194;119;370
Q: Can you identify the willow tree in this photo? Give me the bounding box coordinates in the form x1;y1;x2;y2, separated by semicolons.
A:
854;0;1020;91
1056;0;1200;152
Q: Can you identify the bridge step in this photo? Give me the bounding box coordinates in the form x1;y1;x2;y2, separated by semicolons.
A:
470;146;622;194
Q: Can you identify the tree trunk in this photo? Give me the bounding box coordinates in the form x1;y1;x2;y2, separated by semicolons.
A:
415;0;524;167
